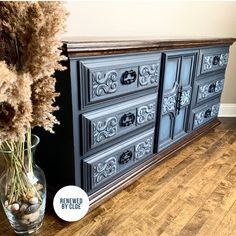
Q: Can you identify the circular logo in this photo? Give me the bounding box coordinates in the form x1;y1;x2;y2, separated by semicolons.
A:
53;185;89;222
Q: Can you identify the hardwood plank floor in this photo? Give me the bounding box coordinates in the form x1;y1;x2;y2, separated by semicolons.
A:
0;118;236;236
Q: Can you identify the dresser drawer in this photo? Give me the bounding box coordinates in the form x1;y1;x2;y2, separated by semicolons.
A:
190;98;220;130
197;46;229;77
79;53;161;107
81;94;157;154
193;74;224;106
83;129;154;192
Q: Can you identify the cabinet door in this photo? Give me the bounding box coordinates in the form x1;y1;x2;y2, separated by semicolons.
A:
158;50;197;151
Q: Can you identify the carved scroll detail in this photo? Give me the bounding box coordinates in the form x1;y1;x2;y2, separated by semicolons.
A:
215;79;224;93
135;137;153;160
203;56;214;71
219;53;229;66
180;89;191;106
137;103;155;124
162;94;177;114
211;103;220;116
93;157;116;185
194;112;205;127
92;70;118;97
93;117;118;144
138;64;159;86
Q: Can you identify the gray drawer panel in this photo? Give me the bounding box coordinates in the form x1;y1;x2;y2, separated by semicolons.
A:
83;129;154;192
79;53;161;107
197;46;229;76
190;98;220;130
82;94;157;154
193;74;224;106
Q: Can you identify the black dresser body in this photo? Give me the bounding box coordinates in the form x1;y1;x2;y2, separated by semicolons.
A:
36;38;235;210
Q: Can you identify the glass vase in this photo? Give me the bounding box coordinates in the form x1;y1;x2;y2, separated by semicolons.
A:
0;134;46;235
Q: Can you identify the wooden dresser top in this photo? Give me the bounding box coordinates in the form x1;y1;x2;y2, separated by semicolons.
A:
62;37;236;57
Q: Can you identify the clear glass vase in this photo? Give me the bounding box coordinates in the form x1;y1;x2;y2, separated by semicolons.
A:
0;134;46;235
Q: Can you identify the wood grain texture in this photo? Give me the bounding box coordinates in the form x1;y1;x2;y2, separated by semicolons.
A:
0;118;236;236
63;37;236;57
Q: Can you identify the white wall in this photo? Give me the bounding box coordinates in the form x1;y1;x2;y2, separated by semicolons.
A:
63;1;236;104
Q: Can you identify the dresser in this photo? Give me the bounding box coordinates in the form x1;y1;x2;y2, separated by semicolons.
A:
36;38;235;210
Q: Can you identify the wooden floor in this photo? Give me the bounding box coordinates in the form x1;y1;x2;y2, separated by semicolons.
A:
0;118;236;236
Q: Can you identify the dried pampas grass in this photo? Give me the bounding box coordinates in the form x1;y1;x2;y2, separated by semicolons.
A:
0;62;32;144
0;1;68;143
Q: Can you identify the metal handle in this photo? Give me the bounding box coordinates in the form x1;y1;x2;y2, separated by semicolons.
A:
213;56;220;65
176;86;182;115
119;112;135;127
204;109;212;118
121;70;137;85
208;83;216;93
119;150;133;165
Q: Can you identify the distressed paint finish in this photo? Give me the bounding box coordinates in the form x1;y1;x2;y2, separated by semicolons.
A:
93;157;117;186
86;95;156;149
162;93;177;115
83;130;154;191
79;53;161;107
93;117;118;144
219;53;229;66
162;87;191;115
138;64;159;87
92;100;156;144
135;137;153;160
180;89;192;107
137;103;156;124
92;70;118;97
198;46;229;77
211;103;220;116
203;56;214;71
158;51;196;151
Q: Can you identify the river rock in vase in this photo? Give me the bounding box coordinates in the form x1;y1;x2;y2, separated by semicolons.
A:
0;135;46;235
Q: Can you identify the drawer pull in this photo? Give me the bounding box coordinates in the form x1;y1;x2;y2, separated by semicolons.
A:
204;109;212;118
120;112;135;127
119;150;133;164
208;83;216;93
121;70;137;85
213;56;220;65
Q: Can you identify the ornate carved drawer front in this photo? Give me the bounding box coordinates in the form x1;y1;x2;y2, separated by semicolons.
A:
83;129;154;192
81;94;157;154
193;74;225;106
197;46;229;77
190;98;220;130
79;53;161;107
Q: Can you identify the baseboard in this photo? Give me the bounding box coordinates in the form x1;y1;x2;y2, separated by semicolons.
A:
219;103;236;117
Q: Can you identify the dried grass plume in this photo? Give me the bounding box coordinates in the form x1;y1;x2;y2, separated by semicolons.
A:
0;2;68;142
